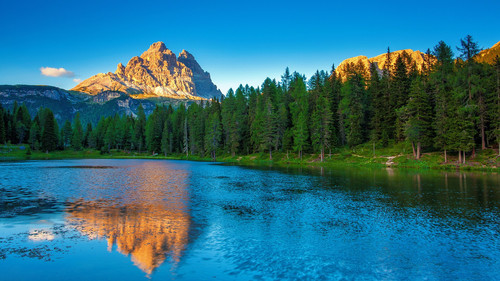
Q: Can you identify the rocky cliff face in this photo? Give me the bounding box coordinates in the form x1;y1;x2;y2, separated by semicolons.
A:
474;40;500;64
72;42;222;100
336;49;433;81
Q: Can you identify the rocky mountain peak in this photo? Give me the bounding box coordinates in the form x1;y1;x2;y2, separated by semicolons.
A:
72;42;222;100
116;63;125;75
147;41;168;53
179;50;195;60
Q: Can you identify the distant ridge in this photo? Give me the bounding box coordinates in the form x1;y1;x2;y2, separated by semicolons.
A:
474;40;500;64
335;49;434;81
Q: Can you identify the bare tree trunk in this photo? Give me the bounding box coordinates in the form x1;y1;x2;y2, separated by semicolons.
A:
458;150;462;164
412;142;416;159
320;148;324;162
480;116;486;150
463;151;466;164
269;148;272;161
444;149;447;163
416;142;421;160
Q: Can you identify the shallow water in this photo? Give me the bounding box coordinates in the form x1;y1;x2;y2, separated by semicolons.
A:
0;159;499;280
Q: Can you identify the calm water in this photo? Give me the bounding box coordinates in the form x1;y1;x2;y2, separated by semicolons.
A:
0;159;499;280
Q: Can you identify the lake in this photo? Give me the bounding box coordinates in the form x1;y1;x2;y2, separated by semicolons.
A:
0;159;499;280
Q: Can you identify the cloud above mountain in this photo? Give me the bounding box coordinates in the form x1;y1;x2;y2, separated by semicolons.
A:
40;67;75;78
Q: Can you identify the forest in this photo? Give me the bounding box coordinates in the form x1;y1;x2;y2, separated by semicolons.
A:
1;36;499;164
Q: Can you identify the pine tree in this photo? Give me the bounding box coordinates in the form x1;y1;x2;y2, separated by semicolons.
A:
221;89;238;155
392;53;411;142
0;109;5;144
134;104;146;152
328;65;343;147
205;110;222;161
290;73;309;159
310;93;333;161
71;113;83;150
83;123;92;148
495;56;500;155
341;72;366;147
28;121;41;150
183;115;189;157
368;62;384;144
14;104;31;144
432;41;455;162
61;120;73;148
41;110;58;152
456;35;482;152
405;78;433;159
161;120;170;156
281;67;292;93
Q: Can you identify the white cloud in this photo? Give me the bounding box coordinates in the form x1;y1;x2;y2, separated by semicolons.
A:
40;67;75;78
73;78;82;83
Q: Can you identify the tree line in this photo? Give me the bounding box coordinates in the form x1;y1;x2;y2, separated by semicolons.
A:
1;35;499;163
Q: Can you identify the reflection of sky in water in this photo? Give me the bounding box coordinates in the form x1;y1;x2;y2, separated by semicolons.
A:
0;160;499;280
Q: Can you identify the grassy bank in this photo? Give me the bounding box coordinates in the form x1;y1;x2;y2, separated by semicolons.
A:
1;143;499;172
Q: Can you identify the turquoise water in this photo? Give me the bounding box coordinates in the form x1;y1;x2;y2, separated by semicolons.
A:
0;159;499;280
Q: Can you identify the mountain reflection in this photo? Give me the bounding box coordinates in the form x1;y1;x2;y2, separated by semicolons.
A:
65;162;192;275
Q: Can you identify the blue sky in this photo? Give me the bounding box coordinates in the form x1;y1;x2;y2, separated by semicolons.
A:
1;0;499;94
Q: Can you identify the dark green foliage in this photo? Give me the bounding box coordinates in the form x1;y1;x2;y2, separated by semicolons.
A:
61;120;73;148
341;72;366;147
0;107;5;144
41;109;58;152
405;78;433;159
71;113;83;150
289;73;309;159
134;104;146;152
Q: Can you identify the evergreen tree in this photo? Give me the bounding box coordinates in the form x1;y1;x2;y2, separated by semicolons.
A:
28;119;41;150
161;120;170;156
0;108;5;144
205;110;222;161
328;65;343;146
341;72;366;147
368;62;385;144
289;73;309;159
310;93;333;161
104;117;116;152
83;123;93;148
61;120;73;148
432;41;455;162
495;56;500;155
405;78;433;159
41;110;58;152
134;104;146;152
71;113;83;150
392;53;411;141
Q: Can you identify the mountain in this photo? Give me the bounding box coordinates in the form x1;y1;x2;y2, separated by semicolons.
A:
72;42;222;100
335;49;434;81
0;85;156;125
474;40;500;64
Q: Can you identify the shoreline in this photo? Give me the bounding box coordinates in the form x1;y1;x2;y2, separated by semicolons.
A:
1;145;499;172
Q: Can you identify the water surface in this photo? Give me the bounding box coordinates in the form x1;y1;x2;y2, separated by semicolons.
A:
0;159;499;280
